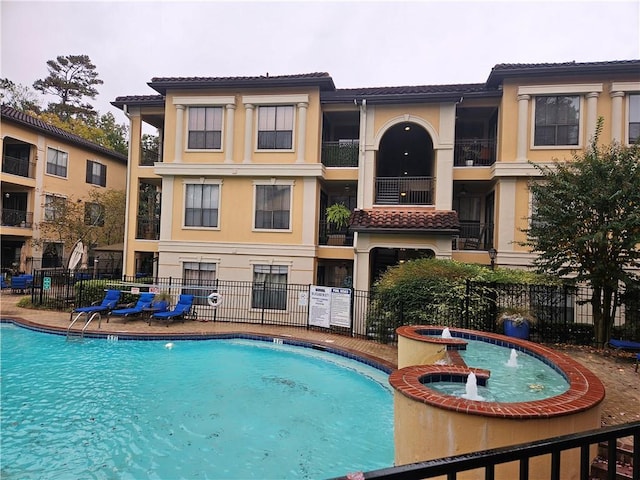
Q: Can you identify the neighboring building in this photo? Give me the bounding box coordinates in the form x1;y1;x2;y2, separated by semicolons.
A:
112;60;640;292
1;106;128;272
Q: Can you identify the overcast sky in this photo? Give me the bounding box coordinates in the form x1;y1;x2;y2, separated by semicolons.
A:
2;0;639;127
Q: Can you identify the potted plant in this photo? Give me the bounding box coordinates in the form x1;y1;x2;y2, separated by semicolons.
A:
325;203;351;246
497;306;537;340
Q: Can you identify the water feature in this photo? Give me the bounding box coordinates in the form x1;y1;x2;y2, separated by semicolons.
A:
506;348;518;367
461;372;484;401
0;324;393;479
441;327;452;339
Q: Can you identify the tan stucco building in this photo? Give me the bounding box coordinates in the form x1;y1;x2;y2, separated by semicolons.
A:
1;106;128;271
112;60;640;291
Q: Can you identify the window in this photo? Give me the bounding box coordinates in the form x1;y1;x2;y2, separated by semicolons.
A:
257;105;293;149
534;95;580;146
252;265;287;310
46;148;68;177
84;202;104;226
86;160;107;186
254;185;291;230
629;94;640;144
44;194;66;221
182;262;217;306
185;184;219;227
188;107;222;149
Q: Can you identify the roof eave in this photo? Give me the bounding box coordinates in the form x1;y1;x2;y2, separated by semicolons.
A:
350;227;460;235
148;76;336;95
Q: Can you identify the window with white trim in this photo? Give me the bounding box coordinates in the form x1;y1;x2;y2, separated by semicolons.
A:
183;262;217;306
46;147;68;177
44;194;66;221
252;264;287;310
86;160;107;186
534;95;580;146
254;184;291;230
188;107;222;149
629;93;640;144
185;184;219;227
257;105;294;149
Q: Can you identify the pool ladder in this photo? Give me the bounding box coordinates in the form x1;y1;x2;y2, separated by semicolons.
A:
67;312;102;340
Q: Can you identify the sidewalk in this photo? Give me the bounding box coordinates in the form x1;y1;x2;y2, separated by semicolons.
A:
1;291;638;427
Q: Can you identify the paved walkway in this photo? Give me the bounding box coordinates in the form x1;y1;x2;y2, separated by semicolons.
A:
1;291;638;428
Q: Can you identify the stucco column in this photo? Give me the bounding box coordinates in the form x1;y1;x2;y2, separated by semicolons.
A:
610;91;624;142
497;178;517;253
353;248;371;292
159;175;174;241
585;92;600;143
243;103;254;163
174;104;184;163
516;94;530;161
296;102;308;163
224;103;236;163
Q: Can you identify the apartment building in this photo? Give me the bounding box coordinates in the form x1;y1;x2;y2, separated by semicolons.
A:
112;60;640;292
1;106;128;272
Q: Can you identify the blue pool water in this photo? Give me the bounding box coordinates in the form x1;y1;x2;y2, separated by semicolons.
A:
429;339;569;402
1;325;394;479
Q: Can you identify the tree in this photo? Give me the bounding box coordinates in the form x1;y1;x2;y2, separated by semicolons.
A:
524;120;640;345
33;55;103;120
0;78;41;112
35;189;126;263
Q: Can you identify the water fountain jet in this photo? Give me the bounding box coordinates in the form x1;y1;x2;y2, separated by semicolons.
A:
461;371;484;401
506;348;518;367
441;327;452;339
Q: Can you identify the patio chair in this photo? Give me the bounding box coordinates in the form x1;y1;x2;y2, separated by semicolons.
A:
107;292;155;323
150;294;194;325
70;289;121;321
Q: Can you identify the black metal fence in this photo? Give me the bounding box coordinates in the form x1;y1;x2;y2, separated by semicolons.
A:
22;270;640;345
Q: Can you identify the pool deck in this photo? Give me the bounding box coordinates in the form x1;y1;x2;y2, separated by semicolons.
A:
1;291;638;428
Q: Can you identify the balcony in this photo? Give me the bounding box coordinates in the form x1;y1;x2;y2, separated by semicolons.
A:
375;176;434;205
452;222;494;250
140;147;160;166
1;209;33;228
454;139;497;167
136;217;160;240
321;140;359;167
2;155;35;178
318;219;353;246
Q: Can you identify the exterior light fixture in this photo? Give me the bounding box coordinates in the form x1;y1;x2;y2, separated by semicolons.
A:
404;125;411;131
488;248;497;270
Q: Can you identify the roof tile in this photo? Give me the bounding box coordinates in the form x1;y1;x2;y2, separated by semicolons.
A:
350;209;459;232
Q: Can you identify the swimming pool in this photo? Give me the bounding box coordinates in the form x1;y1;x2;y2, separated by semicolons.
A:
1;324;394;479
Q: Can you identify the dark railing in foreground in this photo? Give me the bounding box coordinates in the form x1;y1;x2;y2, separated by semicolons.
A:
2;155;36;178
332;422;639;480
454;138;497;167
1;208;34;227
321;140;359;167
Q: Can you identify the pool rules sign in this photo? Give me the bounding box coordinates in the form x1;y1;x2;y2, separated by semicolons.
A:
308;286;352;329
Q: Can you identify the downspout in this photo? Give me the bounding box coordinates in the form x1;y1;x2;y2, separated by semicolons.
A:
122;104;132;277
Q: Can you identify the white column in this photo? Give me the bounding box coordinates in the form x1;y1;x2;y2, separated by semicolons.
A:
516;94;530;161
224;104;236;163
174;104;185;163
497;178;517;253
243;103;254;163
585;92;600;143
610;91;624;143
296;102;308;163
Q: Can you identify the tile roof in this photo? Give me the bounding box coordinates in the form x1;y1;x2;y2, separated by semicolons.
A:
111;95;164;108
148;72;336;94
487;59;640;87
322;83;497;104
1;105;127;163
350;209;459;233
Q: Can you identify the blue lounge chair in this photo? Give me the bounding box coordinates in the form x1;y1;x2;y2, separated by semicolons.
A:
107;292;156;323
10;274;33;294
150;294;194;325
71;289;121;320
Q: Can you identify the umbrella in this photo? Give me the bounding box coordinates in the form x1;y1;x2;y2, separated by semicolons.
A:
81;244;89;270
67;241;84;271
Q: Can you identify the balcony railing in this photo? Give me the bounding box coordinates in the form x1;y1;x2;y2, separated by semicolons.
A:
2;155;36;178
318;219;354;246
136;217;160;240
321;140;359;167
375;177;434;205
452;221;494;250
140;147;160;166
454;139;497;167
1;209;33;228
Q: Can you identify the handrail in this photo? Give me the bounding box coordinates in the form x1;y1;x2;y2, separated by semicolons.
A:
67;311;102;339
331;421;639;480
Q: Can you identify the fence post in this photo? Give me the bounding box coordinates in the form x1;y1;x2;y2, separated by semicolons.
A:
260;282;266;325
